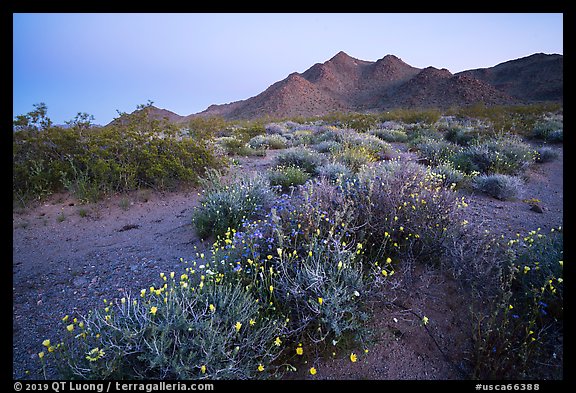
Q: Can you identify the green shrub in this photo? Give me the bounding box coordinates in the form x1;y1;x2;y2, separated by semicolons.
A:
267;166;311;191
472;174;524;200
13;104;223;203
332;146;378;173
275;147;328;174
215;136;245;154
192;170;276;239
370;129;409;143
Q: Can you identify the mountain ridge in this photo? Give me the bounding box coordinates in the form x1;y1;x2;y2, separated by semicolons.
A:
117;52;563;124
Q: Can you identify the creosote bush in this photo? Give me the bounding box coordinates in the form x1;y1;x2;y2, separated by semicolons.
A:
13;103;223;203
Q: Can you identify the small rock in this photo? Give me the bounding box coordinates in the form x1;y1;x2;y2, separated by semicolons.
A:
530;204;544;213
73;276;88;287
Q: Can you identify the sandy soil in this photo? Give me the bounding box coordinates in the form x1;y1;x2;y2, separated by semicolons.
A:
12;144;563;380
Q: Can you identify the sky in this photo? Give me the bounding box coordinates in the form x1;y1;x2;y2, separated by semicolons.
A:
13;13;563;125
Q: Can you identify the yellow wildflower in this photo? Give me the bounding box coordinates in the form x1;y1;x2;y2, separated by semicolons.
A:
209;304;216;313
309;367;317;375
38;351;45;359
296;347;303;355
422;316;429;325
274;336;282;346
86;347;105;362
318;297;323;305
249;319;256;326
235;321;242;332
350;353;357;362
66;324;74;332
150;306;158;315
258;364;265;372
42;339;51;347
201;365;206;374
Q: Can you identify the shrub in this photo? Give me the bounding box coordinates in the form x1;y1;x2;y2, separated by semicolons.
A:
332;146;378;173
210;190;371;345
265;123;289;135
248;134;289;150
315;162;353;183
40;277;286;380
443;126;479;146
370;129;409;143
546;130;563;143
272;237;368;342
192;170;276;239
410;136;462;165
451;135;535;175
354;161;465;265
531;119;563;142
471;228;563;379
215;136;246;154
431;161;467;188
267;166;311;191
13;105;223;203
340;132;393;156
275;147;328;174
311;140;342;154
472;174;523;200
534;147;559;163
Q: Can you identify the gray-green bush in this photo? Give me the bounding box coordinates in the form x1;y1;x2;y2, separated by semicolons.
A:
192;170;275;238
275;147;328;174
472;174;524;200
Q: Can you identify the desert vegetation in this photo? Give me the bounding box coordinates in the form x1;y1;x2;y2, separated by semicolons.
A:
14;103;562;380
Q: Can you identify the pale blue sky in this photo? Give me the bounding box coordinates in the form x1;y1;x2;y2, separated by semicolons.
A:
13;13;563;125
